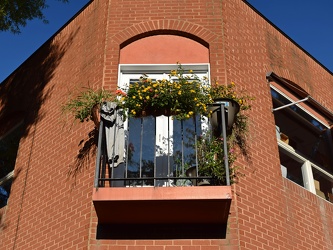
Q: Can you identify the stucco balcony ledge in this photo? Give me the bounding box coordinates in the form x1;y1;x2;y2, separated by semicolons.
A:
92;186;232;225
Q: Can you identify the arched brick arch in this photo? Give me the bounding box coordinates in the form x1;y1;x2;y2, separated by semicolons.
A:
103;19;225;89
111;19;219;48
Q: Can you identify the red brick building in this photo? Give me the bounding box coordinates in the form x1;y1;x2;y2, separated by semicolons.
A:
1;0;333;249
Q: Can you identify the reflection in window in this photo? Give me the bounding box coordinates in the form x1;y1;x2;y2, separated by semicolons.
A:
271;88;333;173
271;88;326;131
0;123;23;208
312;166;333;201
272;86;333;202
125;115;202;187
278;148;304;187
118;68;209;187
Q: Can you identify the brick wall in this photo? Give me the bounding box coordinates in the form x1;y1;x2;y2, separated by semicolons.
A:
0;1;109;249
223;1;333;250
0;0;332;249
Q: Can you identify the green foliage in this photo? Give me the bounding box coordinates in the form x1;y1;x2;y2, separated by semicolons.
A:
209;81;255;159
61;88;115;123
0;0;69;33
117;64;212;120
197;82;254;184
197;132;243;184
210;81;254;111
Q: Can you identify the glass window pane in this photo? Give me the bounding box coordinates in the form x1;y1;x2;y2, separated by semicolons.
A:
312;167;333;202
118;66;209;187
127;117;155;186
272;87;333;175
0;123;23;208
278;148;304;187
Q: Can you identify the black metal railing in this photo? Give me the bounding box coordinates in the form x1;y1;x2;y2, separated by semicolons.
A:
94;112;227;188
94;120;217;187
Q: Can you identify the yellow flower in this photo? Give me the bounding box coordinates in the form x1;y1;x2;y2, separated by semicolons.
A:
132;96;136;99
146;96;150;100
231;81;235;86
189;69;193;73
188;111;194;116
178;91;182;95
131;110;136;115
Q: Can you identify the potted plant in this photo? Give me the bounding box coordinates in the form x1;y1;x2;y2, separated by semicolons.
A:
197;133;239;185
62;88;115;127
197;82;254;184
208;81;253;133
116;64;212;120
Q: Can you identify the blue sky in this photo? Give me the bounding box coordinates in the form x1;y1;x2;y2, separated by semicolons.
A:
247;0;333;74
0;0;90;83
0;0;332;83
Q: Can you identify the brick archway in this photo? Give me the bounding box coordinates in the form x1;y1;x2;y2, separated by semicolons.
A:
111;19;218;48
103;19;223;89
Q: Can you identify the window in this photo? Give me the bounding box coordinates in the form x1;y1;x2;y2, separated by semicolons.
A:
0;122;23;208
271;86;333;202
114;64;210;187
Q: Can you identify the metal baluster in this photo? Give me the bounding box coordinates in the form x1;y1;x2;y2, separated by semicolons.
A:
139;117;144;185
94;119;104;187
221;104;230;186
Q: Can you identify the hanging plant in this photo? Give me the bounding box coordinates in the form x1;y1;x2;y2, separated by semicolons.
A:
209;81;254;153
197;133;239;184
62;88;115;127
197;81;255;184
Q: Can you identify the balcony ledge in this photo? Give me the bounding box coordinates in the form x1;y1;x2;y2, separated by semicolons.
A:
92;186;232;224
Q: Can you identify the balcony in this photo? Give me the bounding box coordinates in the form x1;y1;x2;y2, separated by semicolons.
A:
92;186;231;224
92;114;232;235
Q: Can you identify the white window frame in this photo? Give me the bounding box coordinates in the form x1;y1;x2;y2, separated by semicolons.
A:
271;85;330;129
272;85;333;201
118;63;210;154
118;64;210;186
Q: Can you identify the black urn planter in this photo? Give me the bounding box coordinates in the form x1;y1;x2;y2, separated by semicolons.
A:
208;98;240;137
